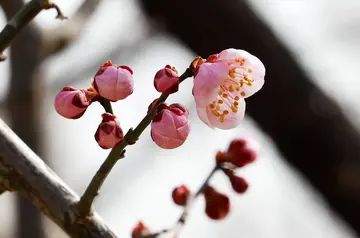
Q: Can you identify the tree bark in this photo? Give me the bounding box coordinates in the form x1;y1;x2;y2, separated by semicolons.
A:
0;119;117;237
139;0;360;235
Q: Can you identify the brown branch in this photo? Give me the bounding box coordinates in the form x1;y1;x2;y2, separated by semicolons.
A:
40;0;102;59
77;68;193;216
140;0;360;235
0;119;117;238
0;0;66;61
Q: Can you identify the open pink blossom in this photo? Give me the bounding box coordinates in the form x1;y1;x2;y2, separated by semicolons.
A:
151;103;190;149
193;48;265;129
54;86;92;119
93;61;134;102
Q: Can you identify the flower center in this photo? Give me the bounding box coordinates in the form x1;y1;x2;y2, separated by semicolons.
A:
208;58;254;123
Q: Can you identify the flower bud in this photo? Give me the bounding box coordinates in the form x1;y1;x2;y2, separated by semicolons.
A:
223;169;248;194
93;61;134;102
151;103;190;149
131;222;150;238
227;139;256;167
172;185;190;206
94;113;124;149
154;65;179;94
203;186;230;220
54;86;92;119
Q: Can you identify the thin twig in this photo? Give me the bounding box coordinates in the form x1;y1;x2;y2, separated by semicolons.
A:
142;165;220;238
76;68;193;216
0;0;66;61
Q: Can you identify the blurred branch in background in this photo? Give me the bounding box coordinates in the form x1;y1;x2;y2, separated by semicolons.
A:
0;119;117;237
40;0;101;59
139;0;360;235
0;0;102;237
0;0;66;61
1;0;46;237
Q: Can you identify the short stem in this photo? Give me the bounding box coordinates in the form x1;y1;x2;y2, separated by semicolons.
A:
100;99;113;114
142;165;220;238
178;165;219;224
76;68;193;215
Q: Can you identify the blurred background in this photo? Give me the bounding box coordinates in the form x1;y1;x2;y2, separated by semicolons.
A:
0;0;359;237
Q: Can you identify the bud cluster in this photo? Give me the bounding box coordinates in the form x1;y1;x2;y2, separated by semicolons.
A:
132;138;257;236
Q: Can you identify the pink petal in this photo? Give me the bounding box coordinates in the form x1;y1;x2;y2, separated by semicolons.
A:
241;54;265;98
115;68;134;100
193;62;229;107
196;99;246;130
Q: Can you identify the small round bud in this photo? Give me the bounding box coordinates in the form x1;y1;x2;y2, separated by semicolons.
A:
93;61;134;102
151;103;190;149
223;138;257;167
94;113;124;149
154;65;179;94
131;221;150;238
54;86;92;119
172;185;190;206
203;186;230;220
224;169;248;194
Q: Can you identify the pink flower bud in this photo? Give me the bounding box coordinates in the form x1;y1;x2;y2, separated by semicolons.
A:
153;65;179;94
151;103;190;149
203;186;230;220
54;86;92;119
94;113;124;149
93;61;134;102
172;185;190;206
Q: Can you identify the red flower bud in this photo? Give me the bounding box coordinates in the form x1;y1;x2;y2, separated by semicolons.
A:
94;113;124;149
172;185;190;206
154;65;179;94
54;86;92;119
203;186;230;220
220;138;257;167
224;169;248;194
131;221;150;238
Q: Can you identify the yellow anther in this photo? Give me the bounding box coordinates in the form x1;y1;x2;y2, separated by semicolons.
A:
222;93;228;98
220;114;225;123
212;110;220;117
224;110;229;115
248;68;253;73
216;105;221;110
234;96;240;101
218;100;223;104
236;87;240;91
218;90;223;96
240;92;246;97
231;105;238;113
229;85;234;92
234;101;239;106
209;104;215;109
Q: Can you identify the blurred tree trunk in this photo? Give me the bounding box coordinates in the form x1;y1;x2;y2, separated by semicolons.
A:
1;1;45;238
139;0;360;235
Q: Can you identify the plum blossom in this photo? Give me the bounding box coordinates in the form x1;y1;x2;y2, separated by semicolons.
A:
93;61;134;102
193;48;265;129
54;86;93;119
151;103;190;149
